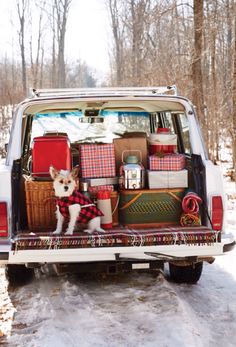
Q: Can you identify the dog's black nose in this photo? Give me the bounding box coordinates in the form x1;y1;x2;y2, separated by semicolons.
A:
64;186;69;191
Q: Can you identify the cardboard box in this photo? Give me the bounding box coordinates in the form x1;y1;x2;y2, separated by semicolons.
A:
148;170;188;189
113;137;148;173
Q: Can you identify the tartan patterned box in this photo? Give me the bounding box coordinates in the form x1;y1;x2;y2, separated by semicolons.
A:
88;185;114;194
149;154;186;171
79;144;116;178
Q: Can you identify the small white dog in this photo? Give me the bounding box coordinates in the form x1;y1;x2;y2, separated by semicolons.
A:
50;166;104;235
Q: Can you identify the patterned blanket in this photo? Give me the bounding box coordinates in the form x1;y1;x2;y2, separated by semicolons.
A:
13;226;220;251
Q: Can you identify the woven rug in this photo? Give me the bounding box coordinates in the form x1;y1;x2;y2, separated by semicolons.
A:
13;226;220;250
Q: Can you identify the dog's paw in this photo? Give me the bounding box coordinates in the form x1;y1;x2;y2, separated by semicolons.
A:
65;229;73;236
53;230;62;235
96;227;105;233
83;229;93;234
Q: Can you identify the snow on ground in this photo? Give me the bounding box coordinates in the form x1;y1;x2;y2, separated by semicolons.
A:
0;180;236;347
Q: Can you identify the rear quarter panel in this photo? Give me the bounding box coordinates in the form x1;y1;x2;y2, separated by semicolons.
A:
0;163;12;255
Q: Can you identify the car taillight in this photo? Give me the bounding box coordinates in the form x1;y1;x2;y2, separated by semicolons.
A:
0;202;8;237
211;196;223;231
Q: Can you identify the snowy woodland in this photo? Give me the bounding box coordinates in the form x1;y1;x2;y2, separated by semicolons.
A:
0;0;236;176
0;0;236;346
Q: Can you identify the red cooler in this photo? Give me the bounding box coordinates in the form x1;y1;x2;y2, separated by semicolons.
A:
31;135;72;177
148;132;177;154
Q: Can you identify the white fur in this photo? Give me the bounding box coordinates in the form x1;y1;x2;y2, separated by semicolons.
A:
53;206;65;234
65;204;81;235
52;175;75;198
50;166;104;235
84;217;105;234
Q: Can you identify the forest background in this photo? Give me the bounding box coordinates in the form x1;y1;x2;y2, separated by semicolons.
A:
0;0;236;180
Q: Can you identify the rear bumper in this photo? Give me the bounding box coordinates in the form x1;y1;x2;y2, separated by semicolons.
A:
223;240;236;253
221;232;236;253
3;240;233;265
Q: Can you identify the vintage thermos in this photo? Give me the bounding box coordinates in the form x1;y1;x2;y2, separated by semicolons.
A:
119;151;145;190
97;190;112;229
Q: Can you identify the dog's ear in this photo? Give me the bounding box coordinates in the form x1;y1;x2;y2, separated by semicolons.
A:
49;166;59;179
71;166;79;180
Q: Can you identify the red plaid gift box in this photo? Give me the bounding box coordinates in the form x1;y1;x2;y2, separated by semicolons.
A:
79;144;116;178
88;185;114;194
149;154;186;171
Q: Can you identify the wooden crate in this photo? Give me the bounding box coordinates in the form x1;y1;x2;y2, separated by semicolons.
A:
24;179;57;232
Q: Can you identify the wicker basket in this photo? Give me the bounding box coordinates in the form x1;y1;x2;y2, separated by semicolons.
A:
25;179;57;232
111;191;119;226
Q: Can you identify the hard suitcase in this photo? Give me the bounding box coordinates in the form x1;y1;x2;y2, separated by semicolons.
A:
31;135;72;177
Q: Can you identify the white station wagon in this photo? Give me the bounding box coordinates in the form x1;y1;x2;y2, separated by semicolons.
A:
0;86;235;284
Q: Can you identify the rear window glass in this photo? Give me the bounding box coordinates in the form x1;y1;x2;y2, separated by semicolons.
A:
31;111;150;143
178;114;191;154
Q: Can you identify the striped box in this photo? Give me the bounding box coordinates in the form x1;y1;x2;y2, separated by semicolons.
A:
79;144;116;178
88;185;114;194
149;154;185;171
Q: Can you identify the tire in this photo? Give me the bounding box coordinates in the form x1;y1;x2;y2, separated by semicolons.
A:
5;264;35;287
168;262;203;284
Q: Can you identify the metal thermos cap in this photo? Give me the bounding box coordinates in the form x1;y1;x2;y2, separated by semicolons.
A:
125;155;139;164
80;181;89;191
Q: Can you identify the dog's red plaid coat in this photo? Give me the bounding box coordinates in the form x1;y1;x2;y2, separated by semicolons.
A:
56;190;103;223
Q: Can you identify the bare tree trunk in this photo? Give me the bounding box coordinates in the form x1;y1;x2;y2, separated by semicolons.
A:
17;0;28;95
131;0;137;83
33;4;44;88
174;1;181;70
192;0;206;143
226;0;233;89
130;0;149;85
39;47;44;88
51;4;57;87
205;0;219;162
108;0;123;85
232;2;236;181
54;0;72;88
